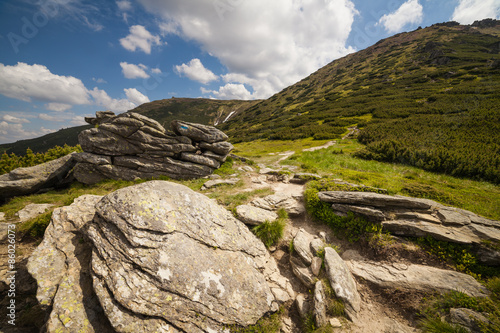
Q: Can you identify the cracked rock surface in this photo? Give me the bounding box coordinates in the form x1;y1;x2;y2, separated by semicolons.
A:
27;180;291;333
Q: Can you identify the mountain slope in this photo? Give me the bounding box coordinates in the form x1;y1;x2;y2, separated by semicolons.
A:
220;20;500;183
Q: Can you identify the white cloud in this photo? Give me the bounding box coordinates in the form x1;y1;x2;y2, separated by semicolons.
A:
93;77;107;84
0;62;149;115
151;68;162;74
39;113;64;122
45;102;72;112
1;114;30;124
203;83;253;100
89;88;136;112
378;0;424;33
71;115;88;125
138;0;358;99
116;0;132;11
0;62;90;104
124;88;150;105
174;59;218;84
40;0;104;32
120;62;150;79
452;0;500;24
120;25;161;54
0;121;55;144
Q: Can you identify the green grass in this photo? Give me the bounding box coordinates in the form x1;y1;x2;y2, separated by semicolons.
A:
292;143;500;220
252;209;288;248
230;307;284;333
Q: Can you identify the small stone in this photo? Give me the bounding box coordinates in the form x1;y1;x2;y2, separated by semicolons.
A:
295;294;310;319
290;256;315;288
310;238;325;256
0;212;5;222
15;203;54;223
314;281;328;327
201;178;239;190
311;257;322;276
294;228;315;265
318;232;327;242
329;318;342;328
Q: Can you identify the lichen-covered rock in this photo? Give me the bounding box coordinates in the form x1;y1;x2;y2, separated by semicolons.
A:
27;181;292;332
26;195;112;332
318;191;500;265
314;280;328;327
88;181;290;332
324;247;361;321
346;261;488;298
0;153;76;202
75;112;233;184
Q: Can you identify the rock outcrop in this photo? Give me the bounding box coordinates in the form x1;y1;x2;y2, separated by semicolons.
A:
346;260;488;298
27;181;292;332
0;153;76;202
318;191;500;265
74;111;233;184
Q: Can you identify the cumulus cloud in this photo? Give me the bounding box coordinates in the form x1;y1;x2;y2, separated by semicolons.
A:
120;25;161;54
1;114;30;124
378;0;423;33
0;62;90;104
151;68;162;74
138;0;358;99
174;59;218;84
71;115;88;125
120;62;150;79
0;62;150;114
93;77;107;84
203;83;253;100
124;88;150;105
452;0;500;24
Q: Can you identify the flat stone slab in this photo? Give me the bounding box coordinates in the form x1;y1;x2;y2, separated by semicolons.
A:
201;178;239;190
346;260;489;298
236;204;278;226
15;203;54;223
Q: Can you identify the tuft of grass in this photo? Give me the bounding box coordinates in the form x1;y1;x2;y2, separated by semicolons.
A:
418;316;469;333
17;211;53;239
213;157;235;176
252;218;286;248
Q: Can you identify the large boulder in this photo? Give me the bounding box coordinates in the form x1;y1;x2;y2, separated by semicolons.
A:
27;181;292;332
318;191;500;265
0;153;76;202
74;112;233;184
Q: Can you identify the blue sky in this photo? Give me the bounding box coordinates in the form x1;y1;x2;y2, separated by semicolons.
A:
0;0;499;144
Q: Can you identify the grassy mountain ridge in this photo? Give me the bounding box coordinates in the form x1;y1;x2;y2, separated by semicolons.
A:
219;20;500;183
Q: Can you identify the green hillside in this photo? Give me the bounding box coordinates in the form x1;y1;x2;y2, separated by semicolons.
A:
219;20;500;183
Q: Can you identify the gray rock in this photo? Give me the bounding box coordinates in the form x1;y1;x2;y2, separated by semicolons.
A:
200;141;234;155
251;193;305;216
236;204;278;226
295;294;311;319
201;178;239;190
88;181;288;332
310;238;325;256
181;152;221;169
27;195;112;332
346;261;488;297
15;203;53;223
331;203;386;221
314;280;328;327
450;308;489;333
329;318;342;328
318;191;435;210
290;256;316;289
203;150;227;162
311;257;323;276
324;247;361;321
289;173;322;184
0;153;76;201
437;207;472;226
259;167;280;175
128;112;165;133
0;212;4;221
172;120;228;143
293;228;316;265
73;152;112;165
79;128;143;156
